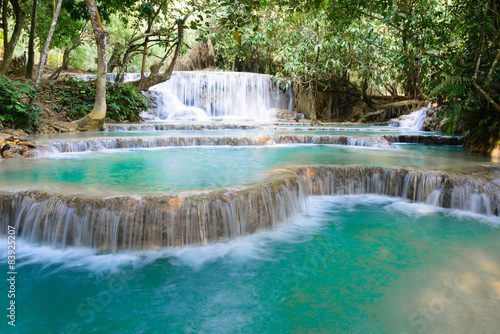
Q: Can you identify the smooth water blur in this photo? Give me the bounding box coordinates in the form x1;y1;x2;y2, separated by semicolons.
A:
0;145;494;195
2;196;499;333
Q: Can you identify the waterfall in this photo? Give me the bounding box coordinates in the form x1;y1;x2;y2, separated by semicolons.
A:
389;107;428;130
30;134;466;157
2;166;499;251
0;177;307;250
148;71;293;121
294;166;500;216
31;135;395;156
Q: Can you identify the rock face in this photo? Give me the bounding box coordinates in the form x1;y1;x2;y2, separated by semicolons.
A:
384;135;464;146
271;108;297;121
0;136;38;159
422;106;456;133
293;83;427;123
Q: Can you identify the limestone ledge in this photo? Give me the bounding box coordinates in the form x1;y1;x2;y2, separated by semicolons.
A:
1;165;498;250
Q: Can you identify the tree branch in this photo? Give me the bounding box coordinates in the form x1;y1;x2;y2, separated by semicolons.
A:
474;55;500;111
485;48;500;89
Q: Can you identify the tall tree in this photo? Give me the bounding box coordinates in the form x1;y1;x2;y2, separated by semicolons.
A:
34;0;63;89
113;0;209;91
129;16;188;91
76;0;109;131
25;0;37;79
0;0;26;76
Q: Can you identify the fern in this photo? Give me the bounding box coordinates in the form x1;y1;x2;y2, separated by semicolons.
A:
429;76;472;99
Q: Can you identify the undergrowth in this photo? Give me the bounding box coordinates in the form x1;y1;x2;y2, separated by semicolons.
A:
0;78;42;133
429;74;500;153
40;77;149;122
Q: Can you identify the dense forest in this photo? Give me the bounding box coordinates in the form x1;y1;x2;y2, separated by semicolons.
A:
0;0;499;153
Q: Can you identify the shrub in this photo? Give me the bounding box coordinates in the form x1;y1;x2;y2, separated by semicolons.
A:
41;77;149;122
0;78;42;133
106;81;151;121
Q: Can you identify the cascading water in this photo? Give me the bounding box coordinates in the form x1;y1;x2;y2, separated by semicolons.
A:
389;107;428;130
148;71;293;121
2;165;499;251
30;135;396;156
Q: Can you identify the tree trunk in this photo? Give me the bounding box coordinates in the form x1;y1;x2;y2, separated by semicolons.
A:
0;0;26;76
76;0;109;131
34;0;63;89
129;19;186;92
61;49;70;70
107;42;121;73
115;52;131;83
361;77;375;110
62;21;88;71
139;2;163;86
26;0;37;79
140;35;149;85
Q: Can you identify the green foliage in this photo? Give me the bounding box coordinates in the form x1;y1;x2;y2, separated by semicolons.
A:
106;82;151;121
207;0;452;98
5;0;498;150
41;77;149;122
0;79;42;133
424;0;500;151
429;77;472;101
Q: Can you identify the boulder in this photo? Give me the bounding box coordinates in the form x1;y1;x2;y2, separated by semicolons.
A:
0;136;38;159
271;108;296;121
422;106;462;134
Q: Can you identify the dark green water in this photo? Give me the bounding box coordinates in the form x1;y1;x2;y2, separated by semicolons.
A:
2;196;499;333
0;145;491;195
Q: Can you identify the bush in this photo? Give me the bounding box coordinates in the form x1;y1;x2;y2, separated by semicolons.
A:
106;81;151;121
0;78;42;133
41;77;149;122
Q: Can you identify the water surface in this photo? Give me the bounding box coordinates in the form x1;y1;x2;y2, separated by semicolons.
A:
0;145;494;195
2;196;499;333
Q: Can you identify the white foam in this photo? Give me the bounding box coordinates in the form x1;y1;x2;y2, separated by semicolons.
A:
2;195;498;272
149;71;291;122
390;107;428;130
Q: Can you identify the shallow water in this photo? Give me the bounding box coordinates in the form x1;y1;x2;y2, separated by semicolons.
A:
2;195;499;334
26;126;435;142
0;145;494;195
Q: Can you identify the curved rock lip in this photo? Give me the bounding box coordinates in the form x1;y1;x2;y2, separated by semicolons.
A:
1;165;498;251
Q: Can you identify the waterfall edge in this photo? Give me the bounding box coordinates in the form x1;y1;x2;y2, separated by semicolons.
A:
1;166;498;250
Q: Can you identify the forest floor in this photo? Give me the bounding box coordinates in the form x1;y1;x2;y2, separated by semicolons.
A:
3;65;95;135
